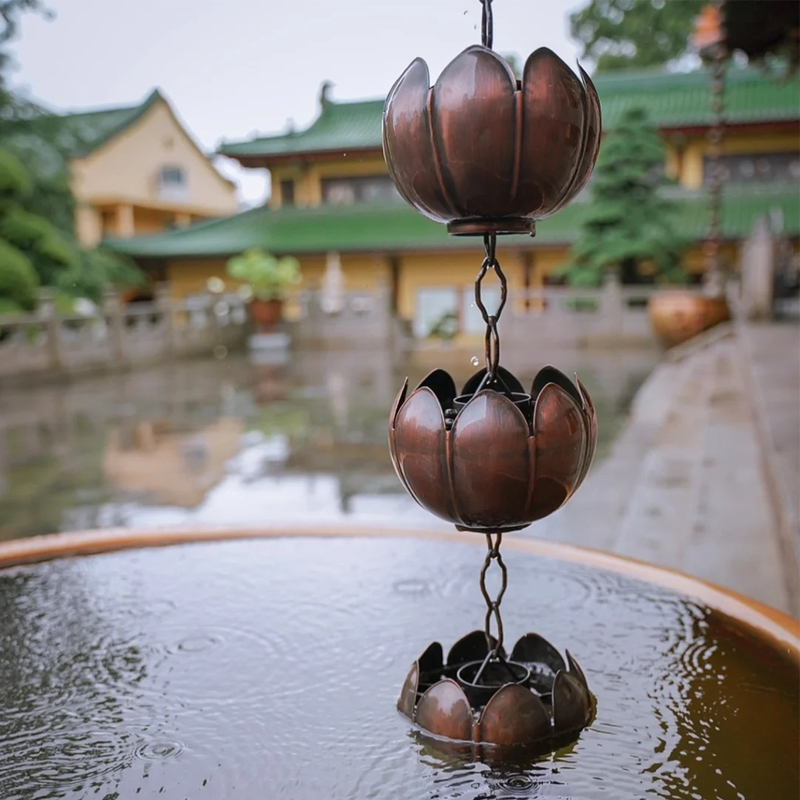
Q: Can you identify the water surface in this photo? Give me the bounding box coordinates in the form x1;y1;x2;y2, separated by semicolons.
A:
0;536;796;799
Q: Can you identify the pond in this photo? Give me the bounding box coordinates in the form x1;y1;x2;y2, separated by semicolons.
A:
0;346;659;541
0;534;796;800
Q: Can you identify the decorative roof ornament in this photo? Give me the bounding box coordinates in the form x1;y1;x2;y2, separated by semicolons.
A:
382;0;601;757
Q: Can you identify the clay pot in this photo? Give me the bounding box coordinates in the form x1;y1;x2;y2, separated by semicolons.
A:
648;293;730;348
249;298;283;332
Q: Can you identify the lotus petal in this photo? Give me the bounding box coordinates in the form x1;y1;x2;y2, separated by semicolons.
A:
511;633;567;674
545;63;602;217
568;65;602;200
566;650;588;690
530;383;586;518
570;378;596;491
479;685;551;746
389;378;409;430
552;671;592;734
518;48;586;218
417;369;457;412
392;387;453;522
451;390;532;530
398;661;419;718
531;366;582;406
383;58;450;221
431;46;517;217
414;679;474;741
419;640;444;673
447;630;497;667
461;366;525;398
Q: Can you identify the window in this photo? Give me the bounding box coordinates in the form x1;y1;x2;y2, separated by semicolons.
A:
702;152;800;185
462;287;500;335
157;166;188;201
280;179;295;206
321;175;400;205
414;288;459;338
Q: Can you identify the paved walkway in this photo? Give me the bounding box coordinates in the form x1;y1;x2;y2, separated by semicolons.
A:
539;321;800;617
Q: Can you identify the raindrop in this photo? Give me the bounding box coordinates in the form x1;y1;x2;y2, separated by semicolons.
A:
470;356;480;366
213;345;228;360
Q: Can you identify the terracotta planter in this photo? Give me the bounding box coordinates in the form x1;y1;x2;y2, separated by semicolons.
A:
648;292;730;348
249;298;283;332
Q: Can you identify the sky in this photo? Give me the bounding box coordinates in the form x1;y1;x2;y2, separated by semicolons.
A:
10;0;586;205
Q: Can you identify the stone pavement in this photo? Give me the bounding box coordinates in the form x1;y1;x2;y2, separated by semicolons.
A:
537;321;800;617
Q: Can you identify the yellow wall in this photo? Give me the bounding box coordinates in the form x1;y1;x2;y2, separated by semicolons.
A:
675;131;799;189
73;98;239;246
270;155;388;209
267;131;798;207
165;251;389;301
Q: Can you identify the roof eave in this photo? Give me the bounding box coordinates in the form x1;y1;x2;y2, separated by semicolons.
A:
220;146;384;169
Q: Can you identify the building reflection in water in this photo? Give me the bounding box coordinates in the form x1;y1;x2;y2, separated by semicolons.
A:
0;346;658;540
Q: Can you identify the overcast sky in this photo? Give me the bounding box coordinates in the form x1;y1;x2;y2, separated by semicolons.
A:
11;0;586;204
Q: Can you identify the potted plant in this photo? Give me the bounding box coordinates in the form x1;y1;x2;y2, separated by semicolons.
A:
226;248;300;332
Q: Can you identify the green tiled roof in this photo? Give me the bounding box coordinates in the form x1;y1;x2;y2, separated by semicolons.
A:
106;186;800;260
219;67;799;160
46;89;164;157
595;67;800;129
218;98;384;159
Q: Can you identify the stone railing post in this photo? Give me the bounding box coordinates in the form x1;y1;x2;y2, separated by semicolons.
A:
103;288;126;366
37;288;64;372
599;271;624;337
155;282;177;356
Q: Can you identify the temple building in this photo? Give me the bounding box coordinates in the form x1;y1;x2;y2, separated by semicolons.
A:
47;89;239;247
108;67;799;338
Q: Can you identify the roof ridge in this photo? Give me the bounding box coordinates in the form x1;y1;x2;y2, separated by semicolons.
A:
55;88;162;120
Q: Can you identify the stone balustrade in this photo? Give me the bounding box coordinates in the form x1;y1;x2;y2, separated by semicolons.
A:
0;285;247;383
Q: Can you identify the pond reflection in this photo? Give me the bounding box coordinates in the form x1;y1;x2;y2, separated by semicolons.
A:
0;347;658;540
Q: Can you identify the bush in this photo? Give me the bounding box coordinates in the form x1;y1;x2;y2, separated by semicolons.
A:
0;239;39;311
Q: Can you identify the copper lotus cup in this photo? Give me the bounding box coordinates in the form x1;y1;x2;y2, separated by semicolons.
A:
389;365;597;533
398;630;594;753
382;46;601;236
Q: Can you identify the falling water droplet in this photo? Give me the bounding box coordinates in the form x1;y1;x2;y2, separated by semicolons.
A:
470;356;480;366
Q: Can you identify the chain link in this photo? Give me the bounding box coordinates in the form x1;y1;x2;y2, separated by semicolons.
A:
480;0;493;50
474;233;507;384
479;532;507;658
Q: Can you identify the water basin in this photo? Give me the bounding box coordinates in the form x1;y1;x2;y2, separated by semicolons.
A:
0;529;797;799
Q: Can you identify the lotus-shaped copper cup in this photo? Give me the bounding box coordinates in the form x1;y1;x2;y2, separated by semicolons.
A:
389;366;596;533
382;46;601;235
398;630;594;753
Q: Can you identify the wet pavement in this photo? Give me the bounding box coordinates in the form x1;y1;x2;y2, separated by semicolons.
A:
538;322;800;617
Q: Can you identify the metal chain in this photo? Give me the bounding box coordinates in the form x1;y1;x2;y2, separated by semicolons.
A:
479;532;507;658
704;39;726;294
474;233;507;384
480;0;493;50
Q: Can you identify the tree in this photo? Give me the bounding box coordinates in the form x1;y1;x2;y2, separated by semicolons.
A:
570;0;706;72
0;0;144;312
562;106;688;286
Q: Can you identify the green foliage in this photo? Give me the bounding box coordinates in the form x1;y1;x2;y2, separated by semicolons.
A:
0;145;30;194
56;248;146;303
570;0;705;72
428;310;458;340
562;106;688;286
226;248;301;301
0;237;38;311
0;1;138;308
